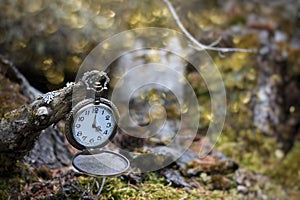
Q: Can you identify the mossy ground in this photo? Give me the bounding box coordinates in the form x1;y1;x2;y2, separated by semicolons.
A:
0;160;291;200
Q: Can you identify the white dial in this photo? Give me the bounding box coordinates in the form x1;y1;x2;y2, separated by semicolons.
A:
72;103;116;148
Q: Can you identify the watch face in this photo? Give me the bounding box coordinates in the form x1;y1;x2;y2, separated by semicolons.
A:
72;103;116;148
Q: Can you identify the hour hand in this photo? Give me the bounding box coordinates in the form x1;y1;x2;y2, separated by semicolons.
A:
96;126;102;133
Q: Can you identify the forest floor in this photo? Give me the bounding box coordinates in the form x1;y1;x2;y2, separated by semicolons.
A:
1;0;300;199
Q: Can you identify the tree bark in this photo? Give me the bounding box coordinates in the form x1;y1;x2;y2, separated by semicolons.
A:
254;45;300;153
24;127;72;169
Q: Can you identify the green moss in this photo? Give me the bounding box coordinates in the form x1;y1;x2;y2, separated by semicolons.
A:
270;142;300;192
71;159;240;199
71;173;242;200
217;120;300;198
217;124;300;197
3;105;32;120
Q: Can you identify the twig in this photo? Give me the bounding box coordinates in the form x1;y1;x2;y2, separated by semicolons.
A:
95;177;106;200
207;36;223;47
163;0;255;53
58;176;66;197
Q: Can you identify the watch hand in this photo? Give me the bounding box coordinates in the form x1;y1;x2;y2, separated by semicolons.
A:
92;114;97;128
96;126;102;132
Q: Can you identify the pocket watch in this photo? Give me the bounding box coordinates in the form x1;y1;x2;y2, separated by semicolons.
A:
65;71;130;177
65;72;119;150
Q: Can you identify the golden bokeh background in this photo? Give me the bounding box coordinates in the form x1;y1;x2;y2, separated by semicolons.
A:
0;0;258;91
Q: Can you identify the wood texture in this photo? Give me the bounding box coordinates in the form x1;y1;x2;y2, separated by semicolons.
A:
0;56;96;174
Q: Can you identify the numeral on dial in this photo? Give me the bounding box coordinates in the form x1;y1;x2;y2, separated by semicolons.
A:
77;131;82;136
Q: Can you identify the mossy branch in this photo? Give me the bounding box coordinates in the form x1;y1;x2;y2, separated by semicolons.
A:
0;83;82;172
0;67;104;173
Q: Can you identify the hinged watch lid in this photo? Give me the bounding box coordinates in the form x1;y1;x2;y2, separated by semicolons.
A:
72;149;130;176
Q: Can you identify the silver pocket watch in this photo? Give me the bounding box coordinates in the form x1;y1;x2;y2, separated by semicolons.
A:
65;97;119;150
65;71;129;176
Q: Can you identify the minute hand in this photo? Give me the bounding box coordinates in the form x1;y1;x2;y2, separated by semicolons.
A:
96;126;102;133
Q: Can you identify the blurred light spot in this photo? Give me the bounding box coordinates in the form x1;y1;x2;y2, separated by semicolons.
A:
25;0;43;13
232;102;239;113
64;13;87;29
275;149;284;159
102;42;110;49
18;41;27;48
102;9;115;18
42;58;53;71
150;105;165;119
65;56;82;72
242;92;251;104
205;113;212;121
181;104;188;114
45;69;64;84
289;106;295;113
233;37;241;45
94;15;114;29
